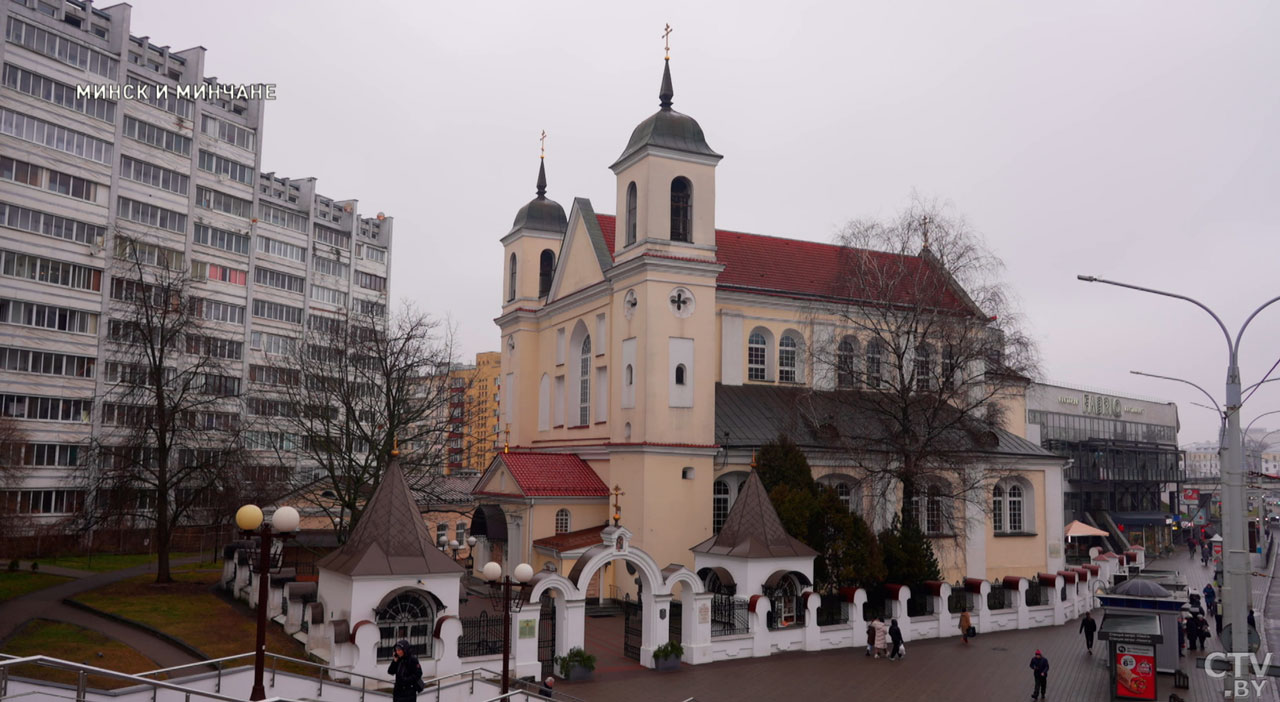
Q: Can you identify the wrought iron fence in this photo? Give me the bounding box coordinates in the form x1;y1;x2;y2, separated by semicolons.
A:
710;593;750;637
458;611;504;658
816;593;849;626
946;589;968;614
987;586;1013;611
906;593;934;617
1025;584;1049;608
862;597;891;622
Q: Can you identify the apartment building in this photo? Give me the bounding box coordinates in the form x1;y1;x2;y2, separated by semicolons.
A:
443;352;501;472
0;0;392;523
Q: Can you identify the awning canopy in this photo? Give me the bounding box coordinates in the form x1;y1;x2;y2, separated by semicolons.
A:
1065;520;1110;539
471;504;508;542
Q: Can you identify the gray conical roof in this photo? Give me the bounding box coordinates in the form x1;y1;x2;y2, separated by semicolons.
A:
691;470;816;559
508;160;567;235
611;59;722;170
316;460;463;577
1113;578;1172;598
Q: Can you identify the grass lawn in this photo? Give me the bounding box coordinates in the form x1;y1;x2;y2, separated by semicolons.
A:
72;568;311;671
2;619;160;689
0;571;72;602
35;551;204;573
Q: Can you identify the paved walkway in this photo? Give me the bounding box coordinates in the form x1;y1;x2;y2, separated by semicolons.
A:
0;556;208;669
558;553;1280;702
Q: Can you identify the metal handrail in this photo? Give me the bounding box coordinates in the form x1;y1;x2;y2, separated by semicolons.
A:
0;655;292;701
140;650;395;690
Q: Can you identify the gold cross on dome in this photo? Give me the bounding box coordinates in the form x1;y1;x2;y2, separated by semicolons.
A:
612;484;625;526
663;23;673;59
539;130;547;159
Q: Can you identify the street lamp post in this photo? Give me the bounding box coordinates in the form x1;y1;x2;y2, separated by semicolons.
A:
482;561;533;694
235;504;300;701
1080;275;1280;696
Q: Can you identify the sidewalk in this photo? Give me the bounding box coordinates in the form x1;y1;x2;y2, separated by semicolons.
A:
0;555;208;668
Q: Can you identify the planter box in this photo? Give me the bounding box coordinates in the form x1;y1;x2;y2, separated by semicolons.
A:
567;664;594;682
654;656;681;672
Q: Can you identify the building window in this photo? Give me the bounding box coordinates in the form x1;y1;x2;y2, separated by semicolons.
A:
376;593;435;661
626;181;638;246
436;523;447;546
675;363;686;386
865;339;883;389
748;332;768;381
670;177;691;242
992;484;1004;533
713;480;730;534
456;522;467;543
538;249;554;298
1007;484;1024;532
578;335;591;426
912;483;947;536
682;466;695;480
993;478;1033;535
625;364;633;387
778;334;800;383
507;253;517;302
941;344;957;390
555;508;571;535
914;343;933;392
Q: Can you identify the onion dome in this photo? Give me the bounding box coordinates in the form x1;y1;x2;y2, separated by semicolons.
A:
611;59;722;170
509;160;567;235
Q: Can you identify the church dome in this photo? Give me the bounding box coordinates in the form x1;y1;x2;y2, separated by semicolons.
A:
509;160;567;235
611;60;722;169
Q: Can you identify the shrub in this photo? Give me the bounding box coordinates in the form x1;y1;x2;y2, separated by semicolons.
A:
653;640;684;660
556;647;596;677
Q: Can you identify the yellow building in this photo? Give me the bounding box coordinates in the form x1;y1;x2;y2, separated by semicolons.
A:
443;352;502;472
471;57;1066;590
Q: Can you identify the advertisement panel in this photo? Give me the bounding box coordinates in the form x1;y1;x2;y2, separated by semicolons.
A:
1182;488;1200;503
1114;643;1156;700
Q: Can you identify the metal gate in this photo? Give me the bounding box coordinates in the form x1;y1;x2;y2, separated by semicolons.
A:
621;599;642;661
538;595;556;679
668;600;682;647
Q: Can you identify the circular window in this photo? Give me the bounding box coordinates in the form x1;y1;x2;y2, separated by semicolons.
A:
623;290;638;320
668;287;695;318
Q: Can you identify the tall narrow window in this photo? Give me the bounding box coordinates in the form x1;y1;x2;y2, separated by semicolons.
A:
1007;484;1024;532
578;335;591;426
778;335;798;383
836;337;857;389
941;344;957;390
670;177;691;242
713;480;730;534
555;508;571;534
675;364;686;386
626;182;638;246
992;484;1005;533
747;332;767;381
865;339;882;389
914;343;932;392
507;253;517;302
538;249;554;298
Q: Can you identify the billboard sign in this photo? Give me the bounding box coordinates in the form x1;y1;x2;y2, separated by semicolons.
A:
1183;488;1200;503
1115;643;1156;700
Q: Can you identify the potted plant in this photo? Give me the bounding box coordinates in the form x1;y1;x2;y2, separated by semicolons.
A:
556;647;596;682
652;640;683;671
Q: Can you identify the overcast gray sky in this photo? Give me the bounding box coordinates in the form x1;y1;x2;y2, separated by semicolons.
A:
123;0;1280;445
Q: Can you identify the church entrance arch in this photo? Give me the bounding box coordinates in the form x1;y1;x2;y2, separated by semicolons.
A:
566;527;672;669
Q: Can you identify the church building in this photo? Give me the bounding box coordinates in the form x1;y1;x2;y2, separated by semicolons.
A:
472;54;1066;591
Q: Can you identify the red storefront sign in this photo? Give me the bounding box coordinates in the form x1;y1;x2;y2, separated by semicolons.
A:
1114;643;1156;700
1182;488;1200;502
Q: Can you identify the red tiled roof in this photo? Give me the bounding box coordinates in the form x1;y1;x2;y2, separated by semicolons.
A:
533;524;608;552
593;214;971;313
491;452;609;497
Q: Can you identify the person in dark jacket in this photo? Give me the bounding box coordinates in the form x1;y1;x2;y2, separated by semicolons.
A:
1029;649;1049;700
1249;608;1257;629
1197;614;1211;650
1204;583;1217;610
888;619;904;660
1188;538;1197;557
1176;616;1185;657
539;676;555;697
865;621;875;656
1079;612;1097;654
1186;615;1199;651
387;639;423;702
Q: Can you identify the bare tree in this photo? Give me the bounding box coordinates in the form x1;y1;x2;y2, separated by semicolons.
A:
0;416;29;488
89;241;252;583
804;196;1040;533
261;304;461;538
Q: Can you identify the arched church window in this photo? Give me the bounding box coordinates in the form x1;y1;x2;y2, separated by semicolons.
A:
914;343;933;392
578;335;591;426
670;177;692;243
625;364;633;387
748;332;768;381
779;334;800;383
992;484;1005;533
436;523;447;545
837;336;858;389
626;182;638;246
1007;484;1024;532
555;508;571;534
377;592;435;660
865;339;883;389
713;480;730;534
538;249;555;298
675;363;687;386
507;253;517;302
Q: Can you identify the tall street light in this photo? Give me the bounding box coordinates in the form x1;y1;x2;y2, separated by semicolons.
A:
482;561;533;694
1079;275;1280;690
235;504;300;701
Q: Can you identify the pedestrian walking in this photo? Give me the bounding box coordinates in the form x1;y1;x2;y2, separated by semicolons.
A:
1249;608;1257;630
1203;583;1216;610
866;621;875;656
1186;615;1199;651
1029;649;1050;700
873;617;889;658
959;607;973;645
1079;611;1097;655
888;619;904;660
1197;614;1211;650
1202;544;1211;566
387;640;424;702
